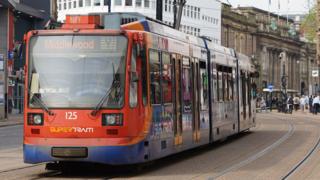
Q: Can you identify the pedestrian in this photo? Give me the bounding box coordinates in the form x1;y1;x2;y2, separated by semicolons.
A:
293;95;300;111
309;95;314;113
312;95;320;115
287;96;293;114
260;97;266;111
304;95;309;110
300;95;306;112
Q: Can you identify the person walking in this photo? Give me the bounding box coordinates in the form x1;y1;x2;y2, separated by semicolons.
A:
287;96;293;114
293;95;300;111
309;95;314;113
312;95;320;115
300;95;306;112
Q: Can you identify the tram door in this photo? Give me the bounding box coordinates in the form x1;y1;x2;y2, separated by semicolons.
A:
173;54;183;146
241;71;247;120
192;59;200;142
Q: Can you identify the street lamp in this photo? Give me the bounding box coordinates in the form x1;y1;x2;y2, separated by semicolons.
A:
279;52;287;112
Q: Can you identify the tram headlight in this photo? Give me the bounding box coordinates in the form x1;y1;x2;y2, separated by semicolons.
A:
27;113;44;126
102;114;123;126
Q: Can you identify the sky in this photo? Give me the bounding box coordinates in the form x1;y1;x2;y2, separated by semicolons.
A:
219;0;316;15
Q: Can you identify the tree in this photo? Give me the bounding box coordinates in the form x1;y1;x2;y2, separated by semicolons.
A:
301;7;317;42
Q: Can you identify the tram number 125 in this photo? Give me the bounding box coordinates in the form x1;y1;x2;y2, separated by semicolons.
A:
65;112;78;120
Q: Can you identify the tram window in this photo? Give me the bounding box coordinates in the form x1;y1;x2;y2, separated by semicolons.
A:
149;50;161;104
241;72;247;106
228;73;234;101
218;72;223;101
200;61;208;110
182;57;192;112
142;49;148;106
212;64;217;102
223;73;228;101
247;76;251;103
130;47;138;108
162;52;173;103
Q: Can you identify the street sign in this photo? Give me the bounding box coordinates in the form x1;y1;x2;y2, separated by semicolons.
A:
312;70;319;77
268;84;274;92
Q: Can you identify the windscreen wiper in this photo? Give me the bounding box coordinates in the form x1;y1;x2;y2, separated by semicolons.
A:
91;63;116;116
30;93;54;116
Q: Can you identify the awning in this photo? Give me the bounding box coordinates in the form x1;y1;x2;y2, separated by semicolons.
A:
6;0;46;19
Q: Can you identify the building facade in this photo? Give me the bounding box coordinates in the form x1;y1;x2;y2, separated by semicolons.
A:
57;0;222;44
0;0;50;117
222;4;318;96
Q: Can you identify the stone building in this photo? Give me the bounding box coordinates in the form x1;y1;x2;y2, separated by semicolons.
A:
222;3;318;96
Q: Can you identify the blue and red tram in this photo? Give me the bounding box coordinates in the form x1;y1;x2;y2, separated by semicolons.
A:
23;14;257;165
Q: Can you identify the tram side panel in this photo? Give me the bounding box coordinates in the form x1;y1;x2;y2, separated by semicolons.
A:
210;51;238;142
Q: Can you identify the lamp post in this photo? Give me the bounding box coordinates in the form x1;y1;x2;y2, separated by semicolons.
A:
280;52;287;112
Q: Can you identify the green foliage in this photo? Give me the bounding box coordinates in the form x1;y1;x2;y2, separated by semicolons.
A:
301;7;317;42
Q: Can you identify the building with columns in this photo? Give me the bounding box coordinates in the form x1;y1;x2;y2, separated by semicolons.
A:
222;3;318;96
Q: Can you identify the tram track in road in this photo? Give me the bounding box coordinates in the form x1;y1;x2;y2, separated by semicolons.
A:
205;116;295;180
281;114;320;180
210;112;320;180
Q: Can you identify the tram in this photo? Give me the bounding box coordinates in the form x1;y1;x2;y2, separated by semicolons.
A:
23;13;258;165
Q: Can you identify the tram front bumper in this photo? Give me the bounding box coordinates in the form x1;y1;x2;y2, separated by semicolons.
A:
23;142;145;165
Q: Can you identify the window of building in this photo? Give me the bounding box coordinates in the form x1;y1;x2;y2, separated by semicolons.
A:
104;0;110;5
94;0;100;6
150;50;161;104
136;0;142;7
63;2;67;9
187;5;189;17
115;0;122;6
144;0;150;8
73;0;77;8
190;6;193;18
165;0;167;11
68;0;72;9
59;3;62;10
125;0;132;6
168;0;171;12
79;0;83;7
85;0;91;6
198;8;200;19
183;6;186;16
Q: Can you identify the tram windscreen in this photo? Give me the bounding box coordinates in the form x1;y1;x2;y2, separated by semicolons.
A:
28;35;127;108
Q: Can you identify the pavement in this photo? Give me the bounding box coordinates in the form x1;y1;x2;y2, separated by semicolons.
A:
0;114;23;127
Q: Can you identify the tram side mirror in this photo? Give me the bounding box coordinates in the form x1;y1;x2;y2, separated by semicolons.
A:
30;73;40;100
130;71;139;83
